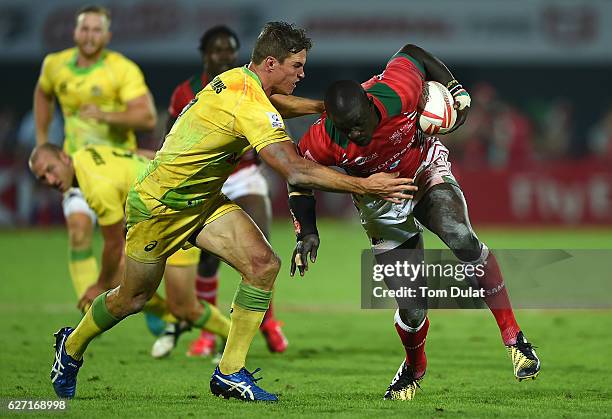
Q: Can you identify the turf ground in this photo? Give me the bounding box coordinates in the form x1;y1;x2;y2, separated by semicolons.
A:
1;221;611;417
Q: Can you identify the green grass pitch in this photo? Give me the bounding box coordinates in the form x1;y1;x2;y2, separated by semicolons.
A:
1;221;611;417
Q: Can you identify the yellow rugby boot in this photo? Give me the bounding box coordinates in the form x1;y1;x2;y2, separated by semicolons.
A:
506;331;541;381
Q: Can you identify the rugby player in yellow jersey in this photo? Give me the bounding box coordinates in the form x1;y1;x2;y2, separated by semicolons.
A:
49;22;417;401
33;5;157;313
29;144;231;359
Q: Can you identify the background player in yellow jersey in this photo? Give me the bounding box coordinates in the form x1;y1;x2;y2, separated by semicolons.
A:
29;144;231;360
33;5;157;312
49;22;417;401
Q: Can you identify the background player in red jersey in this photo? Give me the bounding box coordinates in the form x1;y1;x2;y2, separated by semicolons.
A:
289;44;540;401
167;26;323;357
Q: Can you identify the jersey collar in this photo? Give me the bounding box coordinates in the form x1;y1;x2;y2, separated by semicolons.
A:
68;49;107;75
242;65;262;88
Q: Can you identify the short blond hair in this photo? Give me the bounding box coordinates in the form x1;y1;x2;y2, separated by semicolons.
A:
75;5;111;27
29;143;62;169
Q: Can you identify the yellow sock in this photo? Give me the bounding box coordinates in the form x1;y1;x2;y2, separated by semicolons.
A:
65;291;119;360
142;292;177;323
218;283;272;375
193;302;230;339
68;248;98;299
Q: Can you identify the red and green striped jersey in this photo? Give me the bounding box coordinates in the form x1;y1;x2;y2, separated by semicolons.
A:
299;52;429;179
168;73;210;119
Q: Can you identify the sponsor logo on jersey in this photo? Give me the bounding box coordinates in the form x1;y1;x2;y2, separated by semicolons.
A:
266;112;284;129
389;112;417;145
353;154;379;166
389;160;400;170
369;142;413;173
144;240;158;252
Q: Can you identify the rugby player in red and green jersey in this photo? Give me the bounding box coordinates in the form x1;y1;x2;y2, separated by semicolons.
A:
290;44;541;401
167;26;323;357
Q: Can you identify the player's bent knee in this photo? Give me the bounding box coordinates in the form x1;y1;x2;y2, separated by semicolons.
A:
443;225;481;262
106;288;149;318
398;308;426;329
249;251;281;287
127;293;150;315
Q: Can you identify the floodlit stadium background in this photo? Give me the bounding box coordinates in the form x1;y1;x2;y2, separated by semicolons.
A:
0;1;611;416
1;0;611;226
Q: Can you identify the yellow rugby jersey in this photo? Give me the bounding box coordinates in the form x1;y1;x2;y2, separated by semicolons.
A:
133;66;290;211
38;47;149;155
73;145;148;226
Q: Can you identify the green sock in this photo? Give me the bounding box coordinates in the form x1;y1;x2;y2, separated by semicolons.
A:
218;283;272;374
65;291;120;359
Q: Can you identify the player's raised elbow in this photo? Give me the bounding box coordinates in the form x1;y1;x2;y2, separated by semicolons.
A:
399;43;424;57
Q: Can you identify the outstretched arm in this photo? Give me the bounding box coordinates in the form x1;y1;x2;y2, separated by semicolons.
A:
259;141;416;199
270;95;324;119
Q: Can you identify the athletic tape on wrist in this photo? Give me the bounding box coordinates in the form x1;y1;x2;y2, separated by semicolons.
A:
288;194;318;239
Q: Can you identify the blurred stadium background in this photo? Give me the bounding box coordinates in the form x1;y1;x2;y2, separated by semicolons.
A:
1;0;611;416
1;0;611;226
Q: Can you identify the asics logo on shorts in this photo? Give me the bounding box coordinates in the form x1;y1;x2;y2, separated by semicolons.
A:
144;240;158;252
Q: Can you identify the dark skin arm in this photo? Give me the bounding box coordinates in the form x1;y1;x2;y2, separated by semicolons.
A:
399;44;456;86
399;44;470;133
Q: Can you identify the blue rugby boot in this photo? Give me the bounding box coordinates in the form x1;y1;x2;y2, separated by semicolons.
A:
210;366;278;402
50;327;82;399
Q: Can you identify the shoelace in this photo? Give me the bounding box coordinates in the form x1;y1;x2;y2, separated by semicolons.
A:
516;340;538;359
245;368;263;383
390;366;419;390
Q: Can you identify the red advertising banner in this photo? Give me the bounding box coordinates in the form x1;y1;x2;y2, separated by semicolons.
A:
1;159;610;227
454;159;612;225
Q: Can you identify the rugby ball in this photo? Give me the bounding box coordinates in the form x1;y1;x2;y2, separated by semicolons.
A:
418;81;457;135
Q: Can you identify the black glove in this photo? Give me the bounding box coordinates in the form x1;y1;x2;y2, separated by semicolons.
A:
290;233;320;277
446;79;471;133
